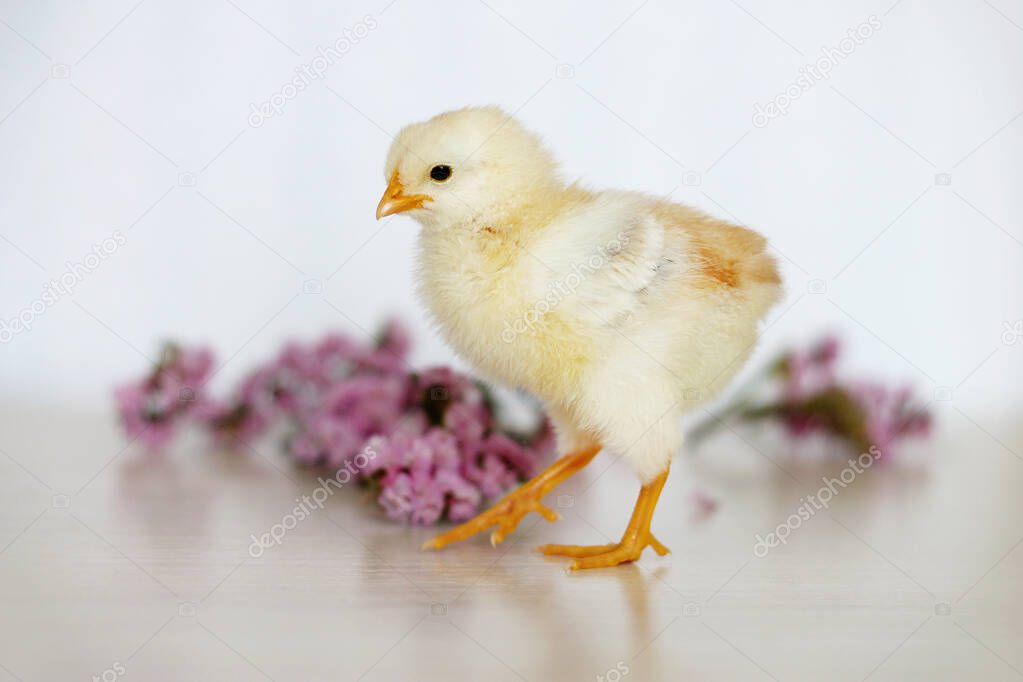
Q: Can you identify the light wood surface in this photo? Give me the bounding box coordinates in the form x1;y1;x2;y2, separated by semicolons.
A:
0;403;1020;681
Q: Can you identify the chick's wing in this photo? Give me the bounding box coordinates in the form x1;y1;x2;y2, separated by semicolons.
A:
532;191;683;328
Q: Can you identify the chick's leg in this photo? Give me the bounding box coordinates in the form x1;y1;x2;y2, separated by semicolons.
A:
539;464;670;570
422;444;601;551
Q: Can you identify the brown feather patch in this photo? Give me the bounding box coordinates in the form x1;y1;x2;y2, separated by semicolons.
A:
695;245;739;288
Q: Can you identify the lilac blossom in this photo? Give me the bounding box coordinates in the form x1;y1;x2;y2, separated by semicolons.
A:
115;320;554;525
692;336;932;460
114;343;213;448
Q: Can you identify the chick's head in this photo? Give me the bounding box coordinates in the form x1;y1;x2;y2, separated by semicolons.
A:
377;106;560;229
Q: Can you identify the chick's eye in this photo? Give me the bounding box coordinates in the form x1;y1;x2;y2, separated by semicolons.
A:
430;165;452;182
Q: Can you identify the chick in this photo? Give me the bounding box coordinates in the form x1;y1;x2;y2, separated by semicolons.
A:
377;106;781;569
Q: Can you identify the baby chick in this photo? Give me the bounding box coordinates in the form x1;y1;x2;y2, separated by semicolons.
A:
377;106;781;569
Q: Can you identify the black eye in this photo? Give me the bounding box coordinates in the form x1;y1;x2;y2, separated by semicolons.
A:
430;165;452;182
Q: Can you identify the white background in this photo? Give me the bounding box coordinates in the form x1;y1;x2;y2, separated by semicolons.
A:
1;0;1020;436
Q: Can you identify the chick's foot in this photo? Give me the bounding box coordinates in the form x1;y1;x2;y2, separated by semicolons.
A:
422;484;559;550
539;530;670;570
421;445;601;551
540;465;671;570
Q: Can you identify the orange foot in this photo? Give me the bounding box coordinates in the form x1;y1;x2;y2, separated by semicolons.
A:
422;445;601;551
540;465;671;570
422;484;558;550
539;530;670;570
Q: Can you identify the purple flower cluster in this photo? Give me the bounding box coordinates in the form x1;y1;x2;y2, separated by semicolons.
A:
692;336;932;459
845;382;932;458
114;344;214;448
288;364;554;524
364;427;551;526
774;336;932;457
114;321;554;524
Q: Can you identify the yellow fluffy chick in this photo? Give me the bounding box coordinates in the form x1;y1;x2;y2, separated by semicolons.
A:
377;106;782;569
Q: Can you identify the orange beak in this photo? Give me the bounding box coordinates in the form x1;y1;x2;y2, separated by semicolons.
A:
376;170;432;219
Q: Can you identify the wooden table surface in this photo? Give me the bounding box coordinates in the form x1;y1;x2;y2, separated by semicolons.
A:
0;402;1020;682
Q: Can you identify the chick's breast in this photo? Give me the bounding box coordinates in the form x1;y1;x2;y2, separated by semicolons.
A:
414;225;596;404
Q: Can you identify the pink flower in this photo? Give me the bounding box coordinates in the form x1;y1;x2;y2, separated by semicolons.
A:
435;468;483;520
313;333;363;383
315;416;365;469
408;470;447;525
115;324;556;525
811;336;840;367
287;430;322;465
416;366;484;422
114;381;178;448
482;433;538;479
690;490;718;520
687;336;933;459
375;319;412;359
378;472;414;522
734;337;932;459
464;451;517;499
114;342;214;449
780;336;841;401
446;499;480;522
851;382;932;458
444;401;489;450
197;400;268;445
174;346;215;388
198;366;280;444
376;464;448;525
365;420;549;525
363;319;412;374
319;374;411;441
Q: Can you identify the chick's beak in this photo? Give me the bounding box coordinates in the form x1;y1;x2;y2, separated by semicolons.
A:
376;171;432;219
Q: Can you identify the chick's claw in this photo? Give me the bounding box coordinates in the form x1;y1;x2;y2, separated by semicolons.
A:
421;486;560;551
